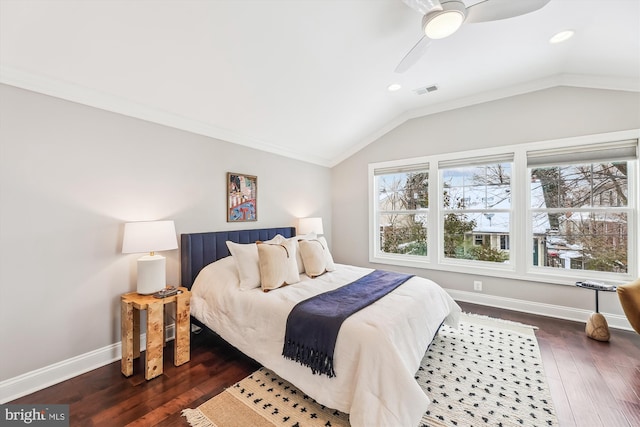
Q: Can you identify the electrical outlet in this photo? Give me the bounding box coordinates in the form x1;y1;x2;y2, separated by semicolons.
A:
473;280;483;291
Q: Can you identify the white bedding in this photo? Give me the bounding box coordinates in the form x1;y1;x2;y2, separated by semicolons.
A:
191;257;461;427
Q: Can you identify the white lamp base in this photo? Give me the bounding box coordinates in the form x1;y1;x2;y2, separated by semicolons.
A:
137;254;166;294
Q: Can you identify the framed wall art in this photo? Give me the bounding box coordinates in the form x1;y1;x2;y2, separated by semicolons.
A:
227;172;257;222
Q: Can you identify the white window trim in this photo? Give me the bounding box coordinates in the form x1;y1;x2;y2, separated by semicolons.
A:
368;129;639;286
368;156;432;267
438;156;514;268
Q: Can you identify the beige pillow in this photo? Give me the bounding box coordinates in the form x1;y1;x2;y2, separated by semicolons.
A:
288;233;316;273
257;239;300;291
226;235;285;290
299;239;329;278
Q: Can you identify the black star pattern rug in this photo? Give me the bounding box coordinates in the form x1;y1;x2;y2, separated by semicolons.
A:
417;314;558;427
182;313;558;427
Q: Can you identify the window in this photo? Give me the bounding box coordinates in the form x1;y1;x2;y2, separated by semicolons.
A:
440;156;513;264
500;235;510;250
368;131;639;285
373;164;429;258
528;140;636;274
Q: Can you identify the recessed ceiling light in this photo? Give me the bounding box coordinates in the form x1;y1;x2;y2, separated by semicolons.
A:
549;30;575;44
387;83;402;92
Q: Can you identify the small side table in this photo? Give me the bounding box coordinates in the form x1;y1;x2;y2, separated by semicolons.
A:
576;282;617;342
121;287;191;380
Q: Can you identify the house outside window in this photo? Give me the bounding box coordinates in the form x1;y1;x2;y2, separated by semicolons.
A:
528;140;636;274
500;235;509;250
440;157;513;264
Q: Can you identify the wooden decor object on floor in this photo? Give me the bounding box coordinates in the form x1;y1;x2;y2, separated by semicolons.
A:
576;281;617;342
586;312;611;342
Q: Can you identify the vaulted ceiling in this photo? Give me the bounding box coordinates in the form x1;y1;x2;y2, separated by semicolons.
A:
1;0;639;167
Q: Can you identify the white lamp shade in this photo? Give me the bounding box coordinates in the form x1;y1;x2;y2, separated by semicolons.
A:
122;220;178;254
122;220;177;294
298;217;324;235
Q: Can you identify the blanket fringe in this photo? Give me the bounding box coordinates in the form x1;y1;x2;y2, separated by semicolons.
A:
282;340;335;378
181;408;216;427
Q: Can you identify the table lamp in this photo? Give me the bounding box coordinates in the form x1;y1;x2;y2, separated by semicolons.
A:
122;220;178;294
298;217;324;235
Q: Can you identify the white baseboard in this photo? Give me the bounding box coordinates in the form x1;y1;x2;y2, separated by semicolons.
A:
446;289;634;332
1;293;635;404
0;324;175;404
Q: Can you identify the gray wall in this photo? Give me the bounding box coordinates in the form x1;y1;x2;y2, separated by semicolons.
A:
1;82;638;388
331;86;640;317
0;84;331;381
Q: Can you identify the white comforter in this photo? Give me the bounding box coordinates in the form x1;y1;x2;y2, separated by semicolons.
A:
191;258;461;427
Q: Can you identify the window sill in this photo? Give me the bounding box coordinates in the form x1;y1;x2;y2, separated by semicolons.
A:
369;254;633;287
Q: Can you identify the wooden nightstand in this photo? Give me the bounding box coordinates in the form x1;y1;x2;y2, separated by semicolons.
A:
120;287;191;380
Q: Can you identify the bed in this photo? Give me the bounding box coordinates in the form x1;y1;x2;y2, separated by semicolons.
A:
181;227;461;427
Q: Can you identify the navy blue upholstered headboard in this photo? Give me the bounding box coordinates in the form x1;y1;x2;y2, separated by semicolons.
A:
180;227;296;289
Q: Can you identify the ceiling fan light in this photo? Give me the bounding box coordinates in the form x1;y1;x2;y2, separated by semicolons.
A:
422;0;466;39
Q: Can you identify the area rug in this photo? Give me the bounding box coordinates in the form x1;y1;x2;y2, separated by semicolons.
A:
182;313;558;427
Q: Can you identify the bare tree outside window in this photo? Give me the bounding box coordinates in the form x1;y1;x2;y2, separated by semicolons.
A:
530;162;629;273
370;137;637;283
376;171;428;256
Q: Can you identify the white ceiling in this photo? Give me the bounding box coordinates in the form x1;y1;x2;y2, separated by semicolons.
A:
1;0;639;167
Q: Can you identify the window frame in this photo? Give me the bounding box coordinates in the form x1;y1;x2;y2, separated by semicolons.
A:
525;144;635;281
438;156;514;269
369;157;432;268
368;130;639;286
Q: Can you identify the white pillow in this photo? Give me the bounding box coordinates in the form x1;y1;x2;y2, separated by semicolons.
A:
257;239;300;291
267;234;286;244
226;241;260;290
317;236;336;272
226;235;284;290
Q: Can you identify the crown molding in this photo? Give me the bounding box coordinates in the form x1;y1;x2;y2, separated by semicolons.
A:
0;64;332;167
2;65;636;169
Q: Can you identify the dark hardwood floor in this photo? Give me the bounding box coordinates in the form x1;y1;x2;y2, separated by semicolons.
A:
10;302;640;426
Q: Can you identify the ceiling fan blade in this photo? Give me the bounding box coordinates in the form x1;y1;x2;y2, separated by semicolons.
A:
395;36;432;73
401;0;443;15
465;0;551;23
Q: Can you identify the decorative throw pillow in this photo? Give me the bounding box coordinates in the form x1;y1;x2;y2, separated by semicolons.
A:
298;239;329;278
226;235;284;290
287;233;316;273
257;239;300;291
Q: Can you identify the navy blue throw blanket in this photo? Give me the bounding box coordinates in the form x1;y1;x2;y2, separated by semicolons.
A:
282;270;414;377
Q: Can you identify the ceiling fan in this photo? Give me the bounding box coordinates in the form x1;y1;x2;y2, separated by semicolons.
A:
395;0;551;73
